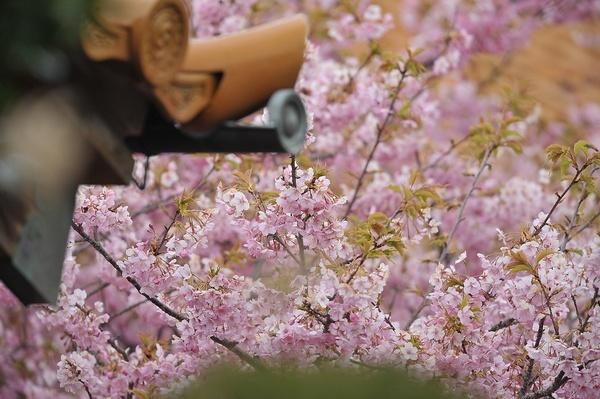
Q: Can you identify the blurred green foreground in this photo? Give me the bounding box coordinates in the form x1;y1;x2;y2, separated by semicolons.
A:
177;369;465;399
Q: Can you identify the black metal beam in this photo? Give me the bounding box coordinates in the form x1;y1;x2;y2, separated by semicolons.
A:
125;112;289;155
0;249;45;305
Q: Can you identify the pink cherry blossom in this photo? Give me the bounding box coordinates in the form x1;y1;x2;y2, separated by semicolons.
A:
1;1;599;398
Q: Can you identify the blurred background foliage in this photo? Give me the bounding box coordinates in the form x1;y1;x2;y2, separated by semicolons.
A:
176;368;465;399
0;0;92;110
376;0;600;120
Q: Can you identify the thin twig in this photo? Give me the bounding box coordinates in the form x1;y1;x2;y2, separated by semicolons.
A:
404;299;428;331
345;44;377;92
560;188;588;251
533;273;560;336
301;301;335;333
87;282;110;298
210;336;266;371
79;379;93;399
405;148;494;330
153;210;180;255
344;69;408;218
108;299;149;324
439;148;493;263
422;132;475;172
570;208;600;241
269;234;302;266
519;317;546;398
345;239;387;284
490;318;518;332
532;167;585;237
571;295;583;331
290;156;307;272
523;371;569;399
107;337;129;361
373;301;396;331
580;287;599;334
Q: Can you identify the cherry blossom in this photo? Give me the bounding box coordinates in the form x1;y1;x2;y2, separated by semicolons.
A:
1;1;599;398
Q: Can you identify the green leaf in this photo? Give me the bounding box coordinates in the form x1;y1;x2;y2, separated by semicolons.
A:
574;140;591;157
405;57;426;77
398;101;412;119
568;248;584;256
502;130;522;139
259;191;279;204
367;250;387;259
368;212;389;227
387;238;405;255
409;170;420;186
501;116;522;128
510;251;530;265
132;389;151;399
559;158;572;179
507;251;533;274
535;249;555;264
414;187;443;204
387;184;403;193
546;144;567;163
504;140;523;155
506;263;532;274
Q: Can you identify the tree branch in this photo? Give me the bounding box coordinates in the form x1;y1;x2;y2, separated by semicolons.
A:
422;132;475;172
71;222;186;322
439;147;493;263
344;69;408;218
532;167;585;237
78;378;93;399
519;317;546;398
523;371;569;399
570;208;600;242
301;300;335;333
345;239;387;284
107;337;129;361
210;336;266;371
560;187;588;251
290;156;307;272
345;43;377;92
521;289;596;399
490;318;518;332
86;282;110;298
405;148;494;330
108;299;148;324
268;233;302;267
153;210;180;255
533;274;560;336
572;295;583;331
580;286;599;334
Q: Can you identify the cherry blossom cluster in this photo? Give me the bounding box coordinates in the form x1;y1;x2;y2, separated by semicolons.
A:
414;214;600;397
1;1;599;398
